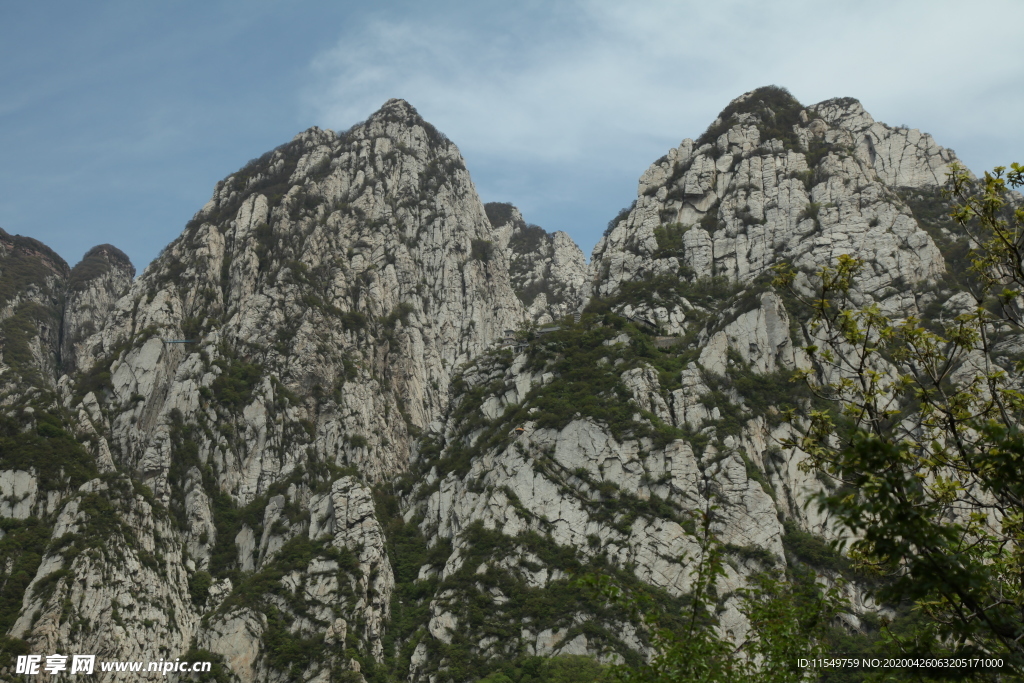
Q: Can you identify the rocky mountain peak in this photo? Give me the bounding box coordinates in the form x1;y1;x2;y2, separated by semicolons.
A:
0;101;537;677
67;97;525;501
287;125;338;148
591;85;951;313
485;202;590;323
0;85;997;683
68;244;134;285
370;97;423;122
0;228;70;289
695;84;804;147
61;244;135;375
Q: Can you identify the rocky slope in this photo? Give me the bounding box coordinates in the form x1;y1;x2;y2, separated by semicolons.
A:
0;87;998;682
3;98;532;682
592;87;950;311
484;203;590;324
395;86;981;680
60;244;135;376
0;232;136;679
0;228;72;395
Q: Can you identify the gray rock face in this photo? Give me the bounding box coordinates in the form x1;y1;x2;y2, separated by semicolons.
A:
1;99;534;679
811;97;958;188
0;228;70;394
0;469;39;519
401;323;790;670
0;86;1003;682
75;101;526;507
486;203;590;323
390;87;989;677
61;244;135;375
592;88;949;308
10;478;198;673
194;476;389;683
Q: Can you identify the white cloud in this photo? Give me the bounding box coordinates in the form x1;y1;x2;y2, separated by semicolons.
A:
302;0;1024;252
307;0;1022;155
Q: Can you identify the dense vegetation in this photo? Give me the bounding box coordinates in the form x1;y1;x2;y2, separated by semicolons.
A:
0;228;69;309
66;244;134;293
697;85;804;149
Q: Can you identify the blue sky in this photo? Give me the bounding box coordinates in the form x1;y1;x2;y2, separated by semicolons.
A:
2;1;1022;274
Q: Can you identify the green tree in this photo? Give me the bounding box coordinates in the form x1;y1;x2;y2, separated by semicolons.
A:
588;506;845;683
772;163;1024;674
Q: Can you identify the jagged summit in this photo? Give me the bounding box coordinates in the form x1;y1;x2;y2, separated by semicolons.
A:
484;201;590;322
287;124;337;146
0;97;533;676
71;244;133;275
62;244;136;374
591;85;956;305
0;85;998;682
0;226;70;281
696;84;804;146
370;97;422;122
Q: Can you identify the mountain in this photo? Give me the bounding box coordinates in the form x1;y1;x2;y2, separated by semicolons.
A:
0;87;983;682
484;202;589;324
395;86;970;679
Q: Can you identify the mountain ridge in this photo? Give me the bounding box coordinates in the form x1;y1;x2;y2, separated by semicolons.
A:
0;86;993;682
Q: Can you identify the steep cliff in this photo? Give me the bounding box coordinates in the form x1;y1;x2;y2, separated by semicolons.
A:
0;228;70;394
0;237;135;677
61;244;135;376
485;203;590;324
397;86;977;680
3;99;531;682
0;87;997;682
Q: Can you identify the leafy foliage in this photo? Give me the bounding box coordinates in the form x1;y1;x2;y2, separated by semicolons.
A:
477;655;611;682
0;517;51;639
0;410;98;491
652;222;688;258
409;521;655;682
484;202;519;229
508;223;549;255
697;85;803;149
67;244;134;293
471;238;495;262
590;507;846;683
773;162;1024;673
211;358;264;408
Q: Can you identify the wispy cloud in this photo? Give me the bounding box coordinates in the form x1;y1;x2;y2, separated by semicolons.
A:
307;0;1023;161
302;0;1023;254
10;0;1010;270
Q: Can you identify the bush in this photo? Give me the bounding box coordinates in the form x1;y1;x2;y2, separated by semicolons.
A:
341;310;367;331
782;521;850;574
697;85;802;148
0;411;98;491
484;202;517;228
604;201;636;237
653;223;688;258
189;571;212;604
211;359;263;408
800;202;821;222
0;517;52;638
471;239;495;262
508;224;548;255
